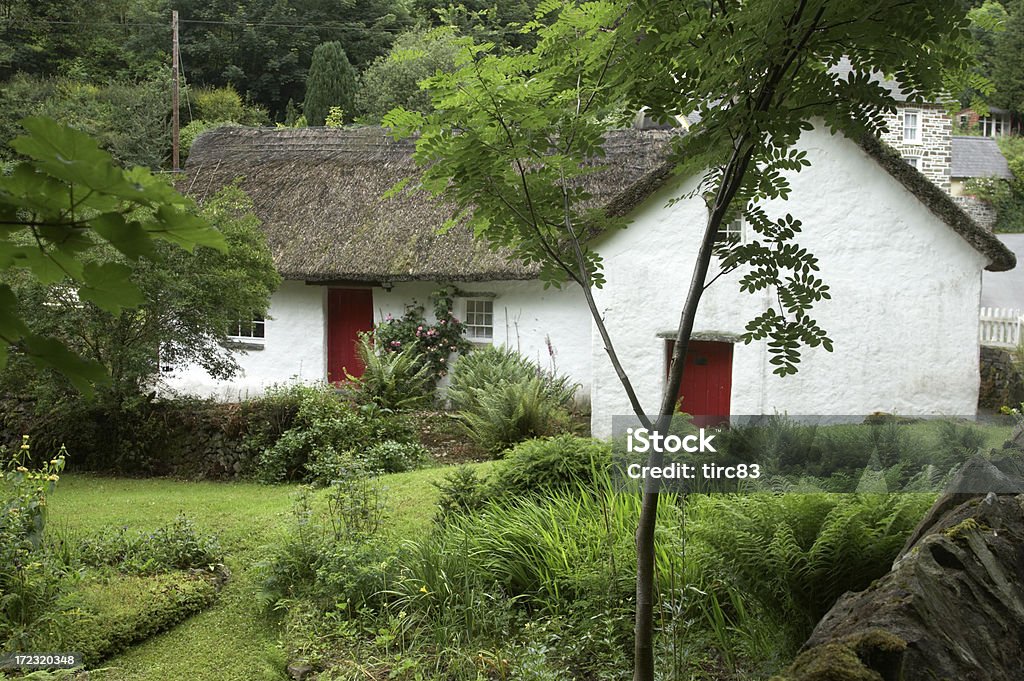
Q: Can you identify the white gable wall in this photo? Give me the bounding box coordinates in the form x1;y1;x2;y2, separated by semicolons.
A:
589;125;986;437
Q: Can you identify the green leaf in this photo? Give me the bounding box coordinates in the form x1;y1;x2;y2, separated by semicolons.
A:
11;117;139;198
92;213;157;259
22;333;108;396
148;206;227;252
78;262;145;313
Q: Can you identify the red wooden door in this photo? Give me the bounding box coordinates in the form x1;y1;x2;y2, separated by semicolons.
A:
666;340;733;424
327;288;374;382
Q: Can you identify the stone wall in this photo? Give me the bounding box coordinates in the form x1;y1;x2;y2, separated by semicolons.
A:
880;105;952;193
979;345;1024;409
953;196;998;231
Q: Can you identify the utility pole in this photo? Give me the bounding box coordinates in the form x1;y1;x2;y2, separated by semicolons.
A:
172;10;180;171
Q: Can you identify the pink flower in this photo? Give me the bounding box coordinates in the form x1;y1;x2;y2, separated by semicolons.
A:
385;313;393;321
391;340;401;347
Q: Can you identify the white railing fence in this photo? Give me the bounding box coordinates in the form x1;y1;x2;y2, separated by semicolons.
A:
979;307;1024;348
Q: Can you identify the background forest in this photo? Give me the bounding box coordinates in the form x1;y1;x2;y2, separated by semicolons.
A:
0;0;1022;173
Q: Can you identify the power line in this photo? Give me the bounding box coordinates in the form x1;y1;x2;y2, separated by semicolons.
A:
2;17;527;34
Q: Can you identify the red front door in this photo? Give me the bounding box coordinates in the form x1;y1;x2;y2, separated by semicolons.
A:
666;340;733;423
327;288;374;382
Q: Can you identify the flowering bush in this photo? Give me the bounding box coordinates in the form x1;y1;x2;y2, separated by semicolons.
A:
1;436;67;647
373;288;471;385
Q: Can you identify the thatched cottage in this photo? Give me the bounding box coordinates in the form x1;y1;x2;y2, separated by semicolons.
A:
171;124;1014;436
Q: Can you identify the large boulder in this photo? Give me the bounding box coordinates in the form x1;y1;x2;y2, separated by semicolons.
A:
771;455;1024;681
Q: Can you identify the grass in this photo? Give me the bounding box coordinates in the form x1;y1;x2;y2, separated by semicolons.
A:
42;464;485;681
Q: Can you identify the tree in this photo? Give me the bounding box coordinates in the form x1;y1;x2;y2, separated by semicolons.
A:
304;41;358;126
164;0;412;118
356;27;461;122
5;181;280;401
0;116;227;394
384;2;978;679
994;0;1024;113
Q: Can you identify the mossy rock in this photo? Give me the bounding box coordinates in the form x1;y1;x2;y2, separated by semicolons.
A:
770;629;906;681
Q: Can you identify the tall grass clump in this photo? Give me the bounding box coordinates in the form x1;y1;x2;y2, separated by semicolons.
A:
448;346;579;454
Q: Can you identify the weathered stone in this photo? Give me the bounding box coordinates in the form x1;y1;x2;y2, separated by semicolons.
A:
287;662;314;680
771;481;1024;680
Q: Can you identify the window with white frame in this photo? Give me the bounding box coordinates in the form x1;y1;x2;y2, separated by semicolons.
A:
902;110;921;143
718;218;743;243
464;299;493;341
228;315;265;341
903;154;923;171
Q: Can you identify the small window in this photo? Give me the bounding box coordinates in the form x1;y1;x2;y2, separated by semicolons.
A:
902;110;921;143
228;315;265;340
719;218;743;243
903;155;922;171
464;299;493;341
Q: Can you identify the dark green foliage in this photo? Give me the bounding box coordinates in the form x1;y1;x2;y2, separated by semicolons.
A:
690;493;933;642
490;435;611;497
993;0;1024;113
73;516;222;575
351;335;434;411
447;344;578;453
255;384;418;484
356;27;461;121
433;465;490;522
303;42;357;126
0;117;229;393
0;76;172;169
457;376;575;454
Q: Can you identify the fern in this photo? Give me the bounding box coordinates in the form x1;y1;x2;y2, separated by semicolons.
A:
352;335;433;411
689;492;934;643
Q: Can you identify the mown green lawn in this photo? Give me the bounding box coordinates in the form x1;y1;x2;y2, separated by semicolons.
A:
46;464;490;681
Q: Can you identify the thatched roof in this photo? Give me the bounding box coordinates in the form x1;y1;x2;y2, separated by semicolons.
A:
183;126;674;282
183;124;1014;282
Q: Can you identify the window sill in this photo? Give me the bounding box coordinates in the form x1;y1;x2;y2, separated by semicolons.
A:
225;339;266;351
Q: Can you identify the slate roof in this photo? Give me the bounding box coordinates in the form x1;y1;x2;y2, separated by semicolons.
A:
951;137;1014;180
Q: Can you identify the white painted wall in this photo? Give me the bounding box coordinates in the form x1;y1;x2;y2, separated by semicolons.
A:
589;124;987;437
164;278;593;404
373;280;592;404
162;280;326;400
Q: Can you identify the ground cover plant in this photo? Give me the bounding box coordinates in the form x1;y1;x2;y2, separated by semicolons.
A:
0;416;1012;680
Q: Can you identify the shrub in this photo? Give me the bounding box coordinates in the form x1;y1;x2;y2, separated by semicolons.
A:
373;288;471;386
352;335;434;410
689;492;933;643
457;377;574;454
490;435;611;497
256;385;416;483
74;515;222;575
260;481;391;616
361;440;429;474
433;466;490;522
448;344;577;414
